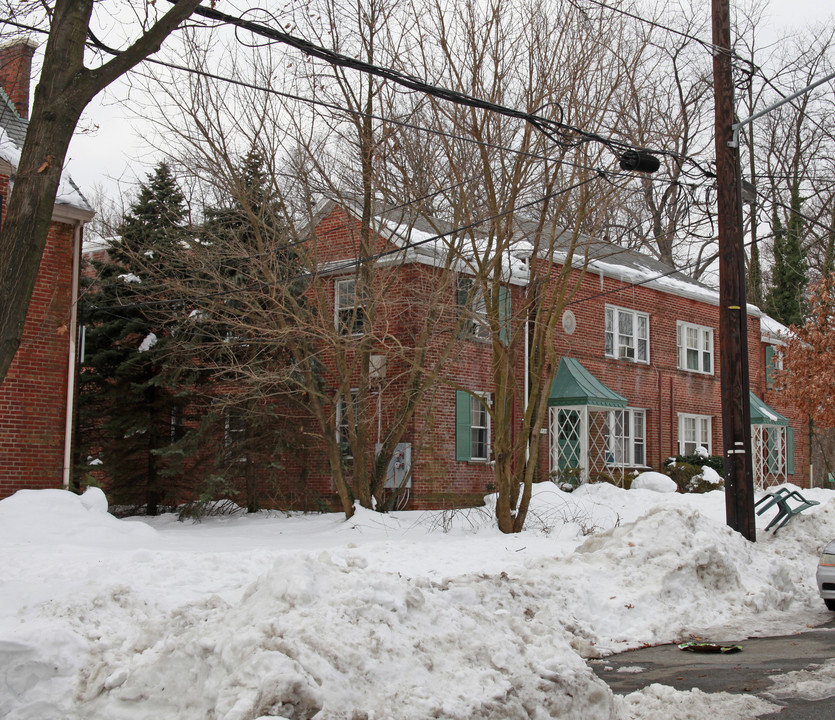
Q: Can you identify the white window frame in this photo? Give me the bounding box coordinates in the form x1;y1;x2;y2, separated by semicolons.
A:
678;413;712;456
336;389;359;458
607;408;647;466
470;393;491;461
335;277;365;336
677;321;714;375
605;305;649;363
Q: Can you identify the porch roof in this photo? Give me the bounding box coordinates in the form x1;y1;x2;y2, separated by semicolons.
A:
750;391;789;427
548;357;627;409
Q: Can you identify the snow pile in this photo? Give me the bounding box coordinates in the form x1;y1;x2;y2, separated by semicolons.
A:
1;483;834;719
765;659;835;701
698;466;723;484
631;472;677;493
137;332;158;353
616;684;779;718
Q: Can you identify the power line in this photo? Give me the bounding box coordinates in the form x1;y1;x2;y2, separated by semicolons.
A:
1;15;718;186
568;0;758;70
160;0;715;175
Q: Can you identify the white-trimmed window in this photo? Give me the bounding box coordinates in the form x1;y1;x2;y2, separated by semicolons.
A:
470;395;490;460
455;391;491;461
677;322;714;374
457;276;490;340
678;413;712;455
608;408;646;466
335;278;365;335
765;344;783;389
605;306;649;363
336;390;359;458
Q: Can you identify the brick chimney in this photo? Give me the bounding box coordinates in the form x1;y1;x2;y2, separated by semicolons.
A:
0;40;37;120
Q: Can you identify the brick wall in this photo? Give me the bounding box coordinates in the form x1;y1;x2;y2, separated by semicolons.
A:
287;206;812;508
0;210;75;497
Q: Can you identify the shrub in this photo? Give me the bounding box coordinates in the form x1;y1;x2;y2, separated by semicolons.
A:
663;461;724;494
664;453;724;474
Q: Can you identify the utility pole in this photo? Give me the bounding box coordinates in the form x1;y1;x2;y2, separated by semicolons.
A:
712;0;756;541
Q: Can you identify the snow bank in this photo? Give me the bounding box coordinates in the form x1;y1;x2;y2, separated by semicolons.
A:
631;472;677;493
1;484;834;719
0;488;155;548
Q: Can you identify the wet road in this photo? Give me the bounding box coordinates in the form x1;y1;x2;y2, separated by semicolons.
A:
591;621;835;718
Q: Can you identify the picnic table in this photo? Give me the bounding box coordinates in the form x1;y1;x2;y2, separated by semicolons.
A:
754;487;819;533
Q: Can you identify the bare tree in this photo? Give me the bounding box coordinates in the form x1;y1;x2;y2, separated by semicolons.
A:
123;13;470;519
401;0;647;532
0;0;203;385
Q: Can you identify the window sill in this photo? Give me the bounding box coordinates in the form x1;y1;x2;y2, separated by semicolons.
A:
604;354;650;365
677;367;714;376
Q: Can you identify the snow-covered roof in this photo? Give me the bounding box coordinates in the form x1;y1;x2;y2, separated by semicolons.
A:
309;197;763;313
0;86;93;217
0;86;27;149
760;313;791;344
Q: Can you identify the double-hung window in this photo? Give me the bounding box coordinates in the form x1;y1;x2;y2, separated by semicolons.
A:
607;408;646;466
678;413;712;455
605;306;649;363
677;322;714;374
457;276;490;340
335;278;365;335
765;345;783;389
336;390;359;458
457;277;511;343
455;390;491;461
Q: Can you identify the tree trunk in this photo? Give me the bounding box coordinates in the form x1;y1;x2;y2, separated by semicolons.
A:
0;0;202;384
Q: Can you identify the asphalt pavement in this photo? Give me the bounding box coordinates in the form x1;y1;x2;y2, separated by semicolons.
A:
591;620;835;718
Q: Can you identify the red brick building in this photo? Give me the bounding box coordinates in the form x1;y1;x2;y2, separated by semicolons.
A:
290;199;808;509
0;40;94;499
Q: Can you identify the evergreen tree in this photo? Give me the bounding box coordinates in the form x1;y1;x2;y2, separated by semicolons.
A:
766;185;808;326
77;163;192;514
189;148;305;513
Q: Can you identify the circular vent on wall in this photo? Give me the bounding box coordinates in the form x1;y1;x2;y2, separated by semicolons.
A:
562;310;576;335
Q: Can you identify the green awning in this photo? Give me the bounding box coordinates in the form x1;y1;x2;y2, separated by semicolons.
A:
750;391;789;426
548;357;628;409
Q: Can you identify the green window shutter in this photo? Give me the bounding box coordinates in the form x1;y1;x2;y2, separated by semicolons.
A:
499;285;511;345
765;345;775;389
786;426;795;475
455;390;472;461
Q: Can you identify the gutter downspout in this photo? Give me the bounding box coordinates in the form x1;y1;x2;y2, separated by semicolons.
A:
524;307;529;462
62;220;83;491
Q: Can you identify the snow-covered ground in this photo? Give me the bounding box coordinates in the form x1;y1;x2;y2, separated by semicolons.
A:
2;481;835;720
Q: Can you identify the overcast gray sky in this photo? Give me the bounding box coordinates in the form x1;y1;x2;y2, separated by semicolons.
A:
62;0;834;208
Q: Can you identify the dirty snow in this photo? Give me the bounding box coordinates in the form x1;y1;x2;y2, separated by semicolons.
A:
1;482;834;719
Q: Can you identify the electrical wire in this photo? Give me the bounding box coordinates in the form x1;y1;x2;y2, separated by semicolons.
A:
567;0;759;70
1;15;719;188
